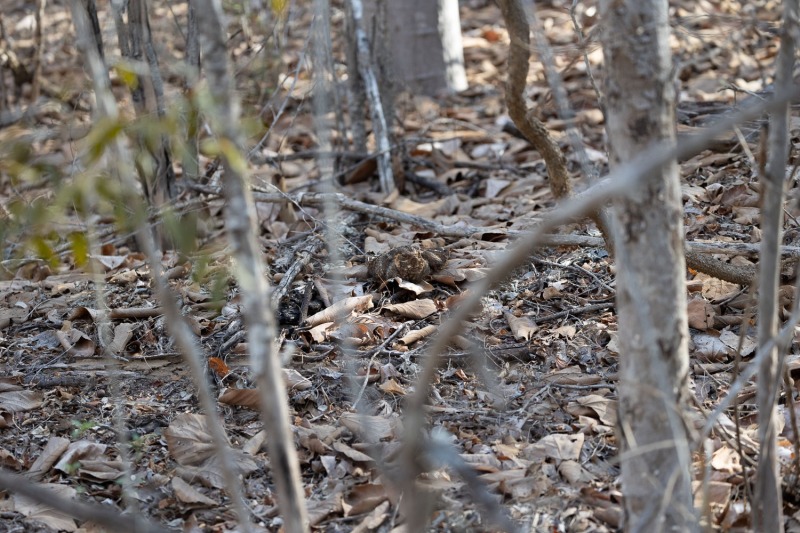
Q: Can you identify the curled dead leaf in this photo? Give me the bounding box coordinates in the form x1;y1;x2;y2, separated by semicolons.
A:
305;295;374;327
398;324;437;346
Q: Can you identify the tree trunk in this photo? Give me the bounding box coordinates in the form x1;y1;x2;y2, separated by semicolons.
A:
112;0;176;213
193;0;309;530
599;0;696;530
753;1;797;530
380;0;467;96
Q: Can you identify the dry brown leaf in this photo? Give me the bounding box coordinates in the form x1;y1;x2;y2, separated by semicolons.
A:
687;298;715;330
0;390;43;414
504;311;538;341
107;322;136;354
26;436;70;481
384;299;437;319
13;483;77;532
218;388;260;410
398;324;437;346
339;413;402;442
54;441;111;481
172;477;218;506
525;433;584;463
305;295;374;327
164;414;217;466
378;378;407;396
395;279;434;294
344;483;389;517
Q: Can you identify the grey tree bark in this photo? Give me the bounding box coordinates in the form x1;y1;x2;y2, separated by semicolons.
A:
599;0;696;530
345;0;395;193
182;0;201;182
754;1;798;530
193;0;309;531
381;0;467;95
111;0;176;217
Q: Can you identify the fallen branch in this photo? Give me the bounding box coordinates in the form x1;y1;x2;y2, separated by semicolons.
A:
184;186;800;262
533;301;615;324
272;236;325;304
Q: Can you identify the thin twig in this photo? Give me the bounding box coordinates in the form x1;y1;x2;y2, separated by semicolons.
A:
345;0;394;193
533;301;615;324
531;257;615;294
272;235;325;304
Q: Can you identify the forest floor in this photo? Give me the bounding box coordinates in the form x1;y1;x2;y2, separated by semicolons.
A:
0;0;799;531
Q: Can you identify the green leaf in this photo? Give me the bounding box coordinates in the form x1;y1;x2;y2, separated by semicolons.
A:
162;208;198;256
271;0;288;15
29;235;57;267
84;118;124;164
199;138;220;157
113;62;139;90
217;138;247;177
69;233;90;268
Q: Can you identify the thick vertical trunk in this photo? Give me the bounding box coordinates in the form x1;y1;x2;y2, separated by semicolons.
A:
369;0;467;96
600;0;696;530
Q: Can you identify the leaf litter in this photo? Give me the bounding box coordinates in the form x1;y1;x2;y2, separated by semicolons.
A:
0;0;798;531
